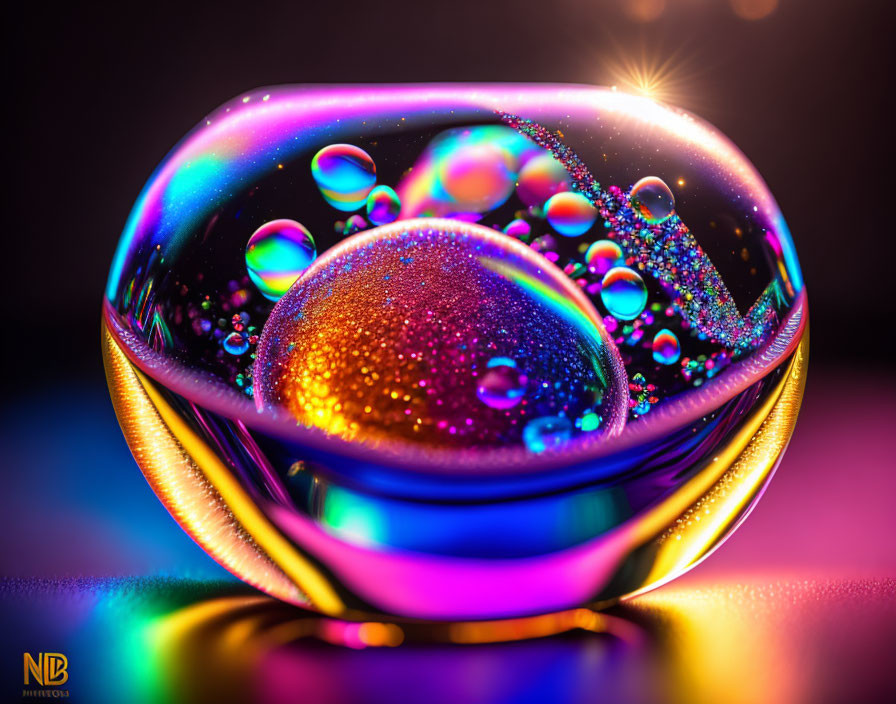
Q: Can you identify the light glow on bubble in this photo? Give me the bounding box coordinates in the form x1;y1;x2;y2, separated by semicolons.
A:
523;415;573;453
397;125;541;219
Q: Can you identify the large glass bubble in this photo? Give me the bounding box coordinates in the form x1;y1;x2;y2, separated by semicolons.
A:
103;84;807;637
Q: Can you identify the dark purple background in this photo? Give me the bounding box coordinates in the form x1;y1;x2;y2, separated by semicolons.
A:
2;3;895;703
4;0;896;390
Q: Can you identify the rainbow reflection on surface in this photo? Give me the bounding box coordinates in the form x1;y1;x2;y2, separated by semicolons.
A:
3;574;892;703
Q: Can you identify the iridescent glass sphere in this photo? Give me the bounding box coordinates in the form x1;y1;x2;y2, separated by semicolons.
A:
102;84;807;636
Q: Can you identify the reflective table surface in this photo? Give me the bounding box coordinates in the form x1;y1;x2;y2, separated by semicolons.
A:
1;368;894;704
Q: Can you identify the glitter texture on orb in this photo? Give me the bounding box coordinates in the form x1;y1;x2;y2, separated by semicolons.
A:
245;219;317;300
102;84;807;633
254;219;627;451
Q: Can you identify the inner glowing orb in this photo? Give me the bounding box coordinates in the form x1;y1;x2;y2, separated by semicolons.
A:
254;219;628;452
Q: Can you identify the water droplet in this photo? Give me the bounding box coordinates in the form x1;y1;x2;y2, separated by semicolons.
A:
601;267;648;320
503;218;531;239
223;331;249;355
523;415;573;453
516;152;570;207
343;214;367;235
476;358;527;409
585;239;624;276
630;176;675;224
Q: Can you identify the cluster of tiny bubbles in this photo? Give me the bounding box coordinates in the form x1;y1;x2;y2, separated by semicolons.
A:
311;144;377;211
681;350;731;386
544;192;598;237
245;219;317;301
584;239;625;277
515;151;571;207
652;328;682;365
523;415;573;453
366;185;401;226
629;176;676;225
343;214;367;235
503;218;531;240
475;357;528;410
253;220;628;450
600;267;649;321
629;373;658;418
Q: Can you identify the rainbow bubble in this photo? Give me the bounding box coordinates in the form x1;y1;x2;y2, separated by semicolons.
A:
516;152;570;207
311;144;377;212
245;219;317;301
343;214;367;235
544;192;597;237
366;185;401;225
396;125;538;219
439;143;515;213
222;331;249;355
600;267;648;320
630;176;675;224
652;328;681;365
476;358;528;410
522;415;573;453
503;218;531;239
584;239;624;276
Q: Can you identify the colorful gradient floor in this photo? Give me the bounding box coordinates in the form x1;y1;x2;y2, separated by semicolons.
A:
1;366;894;703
